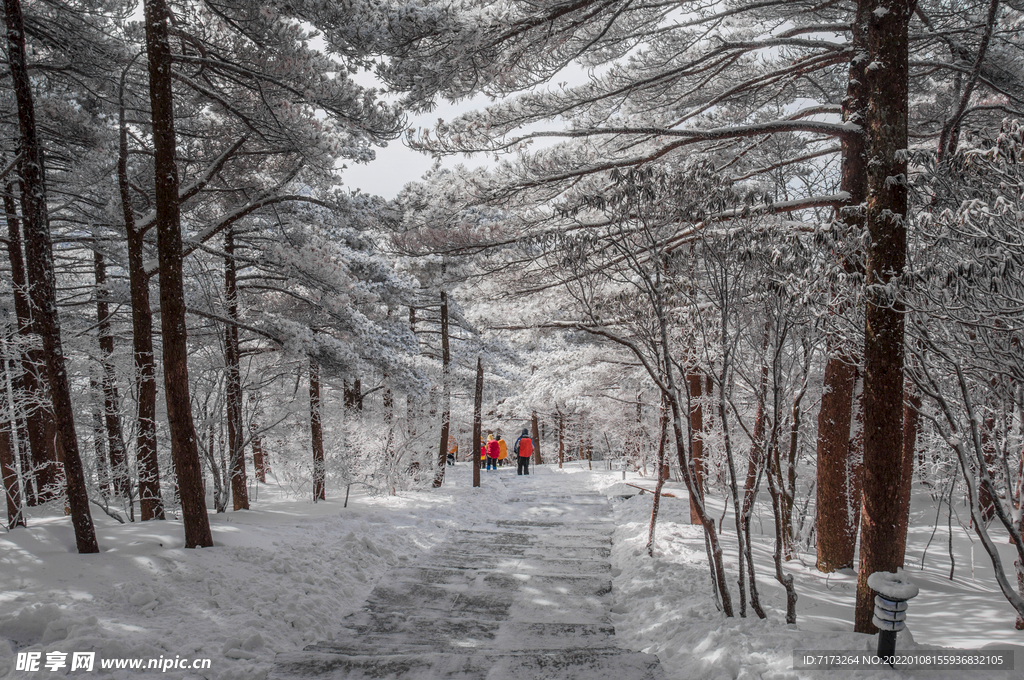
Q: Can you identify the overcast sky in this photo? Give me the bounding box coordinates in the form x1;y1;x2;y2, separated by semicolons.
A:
341;90;490;200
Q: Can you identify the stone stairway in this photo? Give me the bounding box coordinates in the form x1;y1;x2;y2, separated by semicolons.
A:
271;474;664;679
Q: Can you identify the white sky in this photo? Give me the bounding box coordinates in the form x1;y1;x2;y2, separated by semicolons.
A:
342;62;592;200
341;84;492;200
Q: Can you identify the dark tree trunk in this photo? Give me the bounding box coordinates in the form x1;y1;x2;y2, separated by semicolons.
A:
118;80;163;521
687;372;705;525
5;0;97;552
94;250;131;500
433;290;451;488
743;325;771;519
531;411;542;465
849;372;866;538
668;376;733;617
91;386;109;497
309;360;325;501
224;228;248;510
894;380;920;564
407;307;417;436
629;391;642;470
119;134;163;520
816;355;858;571
143;0;211;547
383;384;395;492
558;410;565;469
344;380;356;410
2;178;57;504
250;392;267;483
855;0;911;634
1;421;26;529
817;0;868;573
472;356;482;488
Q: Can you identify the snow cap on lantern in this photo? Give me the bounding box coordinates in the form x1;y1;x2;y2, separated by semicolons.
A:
868;568;919;633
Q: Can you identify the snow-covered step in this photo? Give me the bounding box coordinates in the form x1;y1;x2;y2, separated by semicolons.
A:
272;648;664;679
482;572;612;597
306;621;618;655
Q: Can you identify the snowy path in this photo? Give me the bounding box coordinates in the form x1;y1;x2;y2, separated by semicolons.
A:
271;467;663;679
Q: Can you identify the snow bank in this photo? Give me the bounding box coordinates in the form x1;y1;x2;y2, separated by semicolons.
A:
1;473;498;679
604;478;1024;680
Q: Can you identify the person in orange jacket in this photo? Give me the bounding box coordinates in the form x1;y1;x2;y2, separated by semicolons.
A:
485;433;500;470
497;435;508;467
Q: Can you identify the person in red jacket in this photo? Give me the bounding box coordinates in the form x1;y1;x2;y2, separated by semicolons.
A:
514;429;533;476
485;433;500;470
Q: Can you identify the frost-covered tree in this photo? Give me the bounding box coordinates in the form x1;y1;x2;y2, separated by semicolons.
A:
907;119;1024;627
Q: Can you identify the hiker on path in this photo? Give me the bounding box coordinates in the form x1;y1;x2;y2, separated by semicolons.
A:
486;434;500;470
497;435;508;467
447;435;458;465
514;429;533;476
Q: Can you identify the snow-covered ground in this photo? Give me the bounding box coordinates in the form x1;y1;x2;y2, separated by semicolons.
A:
2;465;1021;679
0;476;487;680
595;468;1024;680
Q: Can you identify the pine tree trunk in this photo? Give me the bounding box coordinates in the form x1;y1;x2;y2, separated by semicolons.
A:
309;360;325;501
250;393;267;483
668;374;733;616
1;421;25;529
407;307;417;437
531;411;542;465
434;291;451;488
558;410;565;469
816;354;858;571
143;0;211;547
894;381;920;563
91;390;109;497
224;228;248;510
849;370;866;549
687;372;705;525
5;0;97;552
383;384;394;492
94;251;131;500
118;85;163;521
854;0;911;634
743;325;771;519
2;181;57;504
472;356;482;488
816;0;868;572
629;391;642;470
